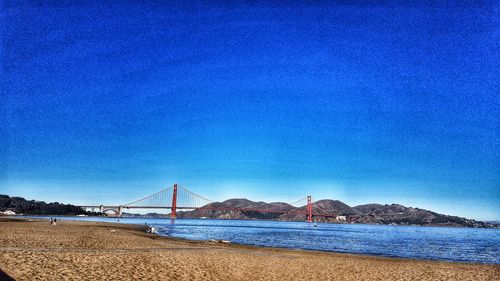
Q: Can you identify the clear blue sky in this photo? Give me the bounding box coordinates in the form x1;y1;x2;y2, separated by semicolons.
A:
1;1;499;220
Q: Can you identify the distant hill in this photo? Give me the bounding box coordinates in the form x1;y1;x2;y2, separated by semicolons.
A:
178;199;294;220
177;198;497;228
0;195;89;216
353;203;384;214
353;204;446;226
352;203;497;227
122;212;168;218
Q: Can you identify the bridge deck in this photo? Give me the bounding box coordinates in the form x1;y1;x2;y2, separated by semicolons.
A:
78;206;336;217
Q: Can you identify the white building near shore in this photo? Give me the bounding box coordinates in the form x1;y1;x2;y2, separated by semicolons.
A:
0;210;16;215
336;215;346;222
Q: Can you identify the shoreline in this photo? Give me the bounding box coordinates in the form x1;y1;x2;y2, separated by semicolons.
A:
1;219;498;280
10;214;500;229
9;216;499;265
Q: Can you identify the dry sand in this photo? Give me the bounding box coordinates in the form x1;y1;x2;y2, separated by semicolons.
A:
0;219;498;281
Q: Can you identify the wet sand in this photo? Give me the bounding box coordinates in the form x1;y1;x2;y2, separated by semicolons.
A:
0;219;498;280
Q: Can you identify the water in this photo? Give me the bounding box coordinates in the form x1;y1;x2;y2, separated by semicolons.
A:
28;216;500;264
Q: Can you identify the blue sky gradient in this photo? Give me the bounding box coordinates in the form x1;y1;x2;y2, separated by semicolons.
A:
1;1;499;220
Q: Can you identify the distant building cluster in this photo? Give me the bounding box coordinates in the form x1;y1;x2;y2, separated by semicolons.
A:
336;215;346;222
0;210;16;215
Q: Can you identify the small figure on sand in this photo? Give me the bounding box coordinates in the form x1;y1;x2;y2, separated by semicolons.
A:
50;218;57;226
147;226;157;234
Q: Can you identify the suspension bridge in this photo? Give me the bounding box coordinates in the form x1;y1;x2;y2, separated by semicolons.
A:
79;184;333;222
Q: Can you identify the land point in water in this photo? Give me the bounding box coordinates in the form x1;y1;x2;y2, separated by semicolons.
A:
25;216;500;264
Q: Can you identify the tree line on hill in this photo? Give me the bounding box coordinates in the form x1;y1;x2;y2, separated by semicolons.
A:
0;194;90;216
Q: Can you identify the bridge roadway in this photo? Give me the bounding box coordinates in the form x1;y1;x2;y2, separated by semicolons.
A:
77;184;334;221
78;205;337;217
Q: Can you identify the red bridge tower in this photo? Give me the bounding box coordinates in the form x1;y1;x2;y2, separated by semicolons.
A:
171;184;178;219
306;195;313;223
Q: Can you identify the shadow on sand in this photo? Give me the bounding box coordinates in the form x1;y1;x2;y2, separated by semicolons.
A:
0;269;15;281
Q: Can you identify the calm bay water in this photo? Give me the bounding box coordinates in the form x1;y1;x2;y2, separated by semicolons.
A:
29;216;500;264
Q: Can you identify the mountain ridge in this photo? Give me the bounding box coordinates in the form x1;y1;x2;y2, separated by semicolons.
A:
177;198;497;228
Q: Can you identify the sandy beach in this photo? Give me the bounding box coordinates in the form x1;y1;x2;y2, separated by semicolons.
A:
0;219;498;281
